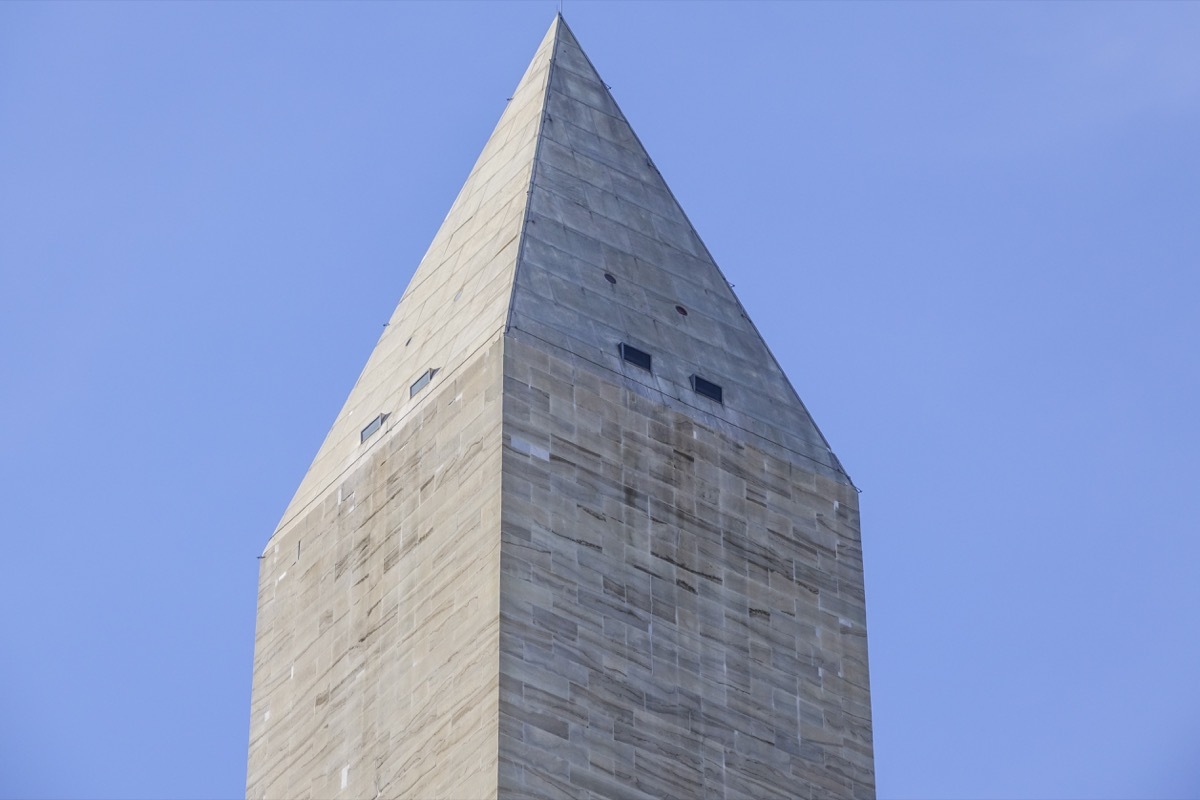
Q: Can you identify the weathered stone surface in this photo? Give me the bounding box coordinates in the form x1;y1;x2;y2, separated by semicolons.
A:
248;14;872;800
499;335;872;800
247;340;505;799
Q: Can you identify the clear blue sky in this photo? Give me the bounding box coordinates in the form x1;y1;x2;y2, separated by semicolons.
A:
2;2;1198;798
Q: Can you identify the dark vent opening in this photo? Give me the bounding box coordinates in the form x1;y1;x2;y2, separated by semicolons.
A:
619;343;652;372
675;305;688;316
690;374;723;404
604;273;617;284
360;413;388;443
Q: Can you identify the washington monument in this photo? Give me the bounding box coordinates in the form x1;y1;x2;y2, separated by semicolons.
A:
247;16;874;799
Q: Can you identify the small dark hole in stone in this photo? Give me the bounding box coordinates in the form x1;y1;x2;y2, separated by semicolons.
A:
604;273;617;284
676;305;688;316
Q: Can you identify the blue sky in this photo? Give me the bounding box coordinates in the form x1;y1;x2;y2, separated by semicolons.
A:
2;2;1198;798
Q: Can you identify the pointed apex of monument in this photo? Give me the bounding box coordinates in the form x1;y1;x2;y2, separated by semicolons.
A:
271;16;847;538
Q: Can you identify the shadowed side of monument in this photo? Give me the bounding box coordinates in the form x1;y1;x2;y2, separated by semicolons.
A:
497;18;872;799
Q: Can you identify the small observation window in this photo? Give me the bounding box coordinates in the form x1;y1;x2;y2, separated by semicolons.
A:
410;368;437;398
360;413;387;443
690;374;723;404
619;343;652;372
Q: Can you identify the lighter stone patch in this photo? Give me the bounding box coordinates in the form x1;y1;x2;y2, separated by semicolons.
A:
510;435;550;461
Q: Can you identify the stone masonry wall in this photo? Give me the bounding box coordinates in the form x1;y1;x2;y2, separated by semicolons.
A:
498;333;873;799
247;338;505;800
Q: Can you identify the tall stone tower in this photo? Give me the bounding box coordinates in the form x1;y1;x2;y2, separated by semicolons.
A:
247;16;873;800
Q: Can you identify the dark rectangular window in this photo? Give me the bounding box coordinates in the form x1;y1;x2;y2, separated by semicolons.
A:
360;413;386;443
410;368;436;398
619;343;652;372
690;374;723;404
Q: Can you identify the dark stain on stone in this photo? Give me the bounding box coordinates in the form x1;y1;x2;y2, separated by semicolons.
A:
652;550;723;584
579;505;607;522
551;528;602;552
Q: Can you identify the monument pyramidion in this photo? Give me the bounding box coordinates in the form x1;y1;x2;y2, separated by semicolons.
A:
247;15;874;799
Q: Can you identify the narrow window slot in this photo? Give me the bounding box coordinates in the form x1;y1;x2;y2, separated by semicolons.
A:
410;368;437;398
619;343;652;372
360;413;387;443
690;374;723;404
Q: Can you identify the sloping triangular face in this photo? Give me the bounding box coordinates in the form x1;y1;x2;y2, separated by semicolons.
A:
276;15;844;538
508;20;841;481
275;21;558;530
